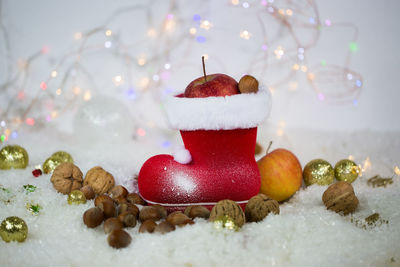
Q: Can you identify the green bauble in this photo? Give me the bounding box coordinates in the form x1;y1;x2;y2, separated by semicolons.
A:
0;145;29;170
0;216;28;242
335;159;359;183
43;151;73;174
303;159;334;186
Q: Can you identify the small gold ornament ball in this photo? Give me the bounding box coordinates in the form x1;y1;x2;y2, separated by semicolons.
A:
0;216;28;242
52;151;74;163
43;151;73;174
0;145;29;170
334;159;359;183
303;159;335;186
68;190;87;205
213;215;239;231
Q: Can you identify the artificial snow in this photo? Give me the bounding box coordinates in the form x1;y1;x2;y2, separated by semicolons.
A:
164;87;271;130
172;146;192;164
0;127;399;267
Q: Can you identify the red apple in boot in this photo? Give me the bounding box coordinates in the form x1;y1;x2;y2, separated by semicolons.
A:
184;56;239;98
184;73;239;98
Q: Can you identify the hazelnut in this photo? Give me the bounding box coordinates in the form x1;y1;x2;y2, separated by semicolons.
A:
94;194;114;207
152;204;167;219
109;185;128;200
126;193;146;206
80;185;95;200
98;200;116;219
107;229;132;249
245;194;280;222
104;217;124;234
114;196;128;205
118;212;137;228
139;206;162;222
255;142;263;155
83;166;115;195
322;181;359;215
83;207;104;228
238;75;259;94
184;205;210;219
139;220;157;233
154;221;175;234
50;162;83;194
209;199;245;228
166;211;192;226
118;203;139;217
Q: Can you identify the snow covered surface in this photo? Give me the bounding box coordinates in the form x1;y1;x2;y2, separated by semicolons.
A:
0;126;399;267
164;88;271;130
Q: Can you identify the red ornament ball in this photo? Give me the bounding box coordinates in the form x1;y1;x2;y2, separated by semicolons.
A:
32;169;42;177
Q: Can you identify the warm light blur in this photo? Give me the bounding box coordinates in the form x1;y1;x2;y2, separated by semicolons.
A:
240;30;251;40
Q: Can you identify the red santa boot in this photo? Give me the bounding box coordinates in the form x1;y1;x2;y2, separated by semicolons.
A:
138;88;271;212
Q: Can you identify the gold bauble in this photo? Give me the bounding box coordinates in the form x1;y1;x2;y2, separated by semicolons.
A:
335;159;359;183
43;152;73;174
303;159;334;186
43;157;62;174
51;151;74;164
213;215;239;231
0;145;29;170
0;216;28;242
68;190;87;205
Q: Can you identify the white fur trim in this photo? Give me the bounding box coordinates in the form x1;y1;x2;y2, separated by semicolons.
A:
163;86;271;130
172;146;192;164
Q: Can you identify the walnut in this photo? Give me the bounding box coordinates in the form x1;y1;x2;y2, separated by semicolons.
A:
50;162;83;194
209;199;245;228
238;75;259;94
245;194;280;222
83;166;115;195
322;181;359;215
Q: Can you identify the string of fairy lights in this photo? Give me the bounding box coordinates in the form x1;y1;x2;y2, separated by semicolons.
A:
0;0;364;145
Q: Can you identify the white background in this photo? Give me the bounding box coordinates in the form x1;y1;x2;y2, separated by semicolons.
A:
1;0;399;132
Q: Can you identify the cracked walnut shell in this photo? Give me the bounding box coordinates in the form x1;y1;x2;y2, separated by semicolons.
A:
245;194;280;222
50;162;83;194
83;166;115;195
322;181;359;215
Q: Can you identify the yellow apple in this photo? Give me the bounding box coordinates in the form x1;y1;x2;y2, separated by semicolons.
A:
257;148;302;202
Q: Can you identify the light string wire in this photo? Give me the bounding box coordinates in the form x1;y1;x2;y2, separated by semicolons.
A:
0;0;362;143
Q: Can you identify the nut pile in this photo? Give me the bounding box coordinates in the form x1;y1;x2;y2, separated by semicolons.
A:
81;190;282;248
83;187;143;248
81;185;212;249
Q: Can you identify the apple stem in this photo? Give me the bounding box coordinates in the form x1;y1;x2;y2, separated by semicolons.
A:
266;141;273;154
202;56;207;82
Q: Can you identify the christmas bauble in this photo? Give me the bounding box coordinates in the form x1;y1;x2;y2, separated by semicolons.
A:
43;157;61;174
43;151;73;174
73;96;134;142
303;159;334;186
334;159;359;183
0;145;29;169
51;151;74;163
0;216;28;242
67;190;87;205
213;215;239;231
